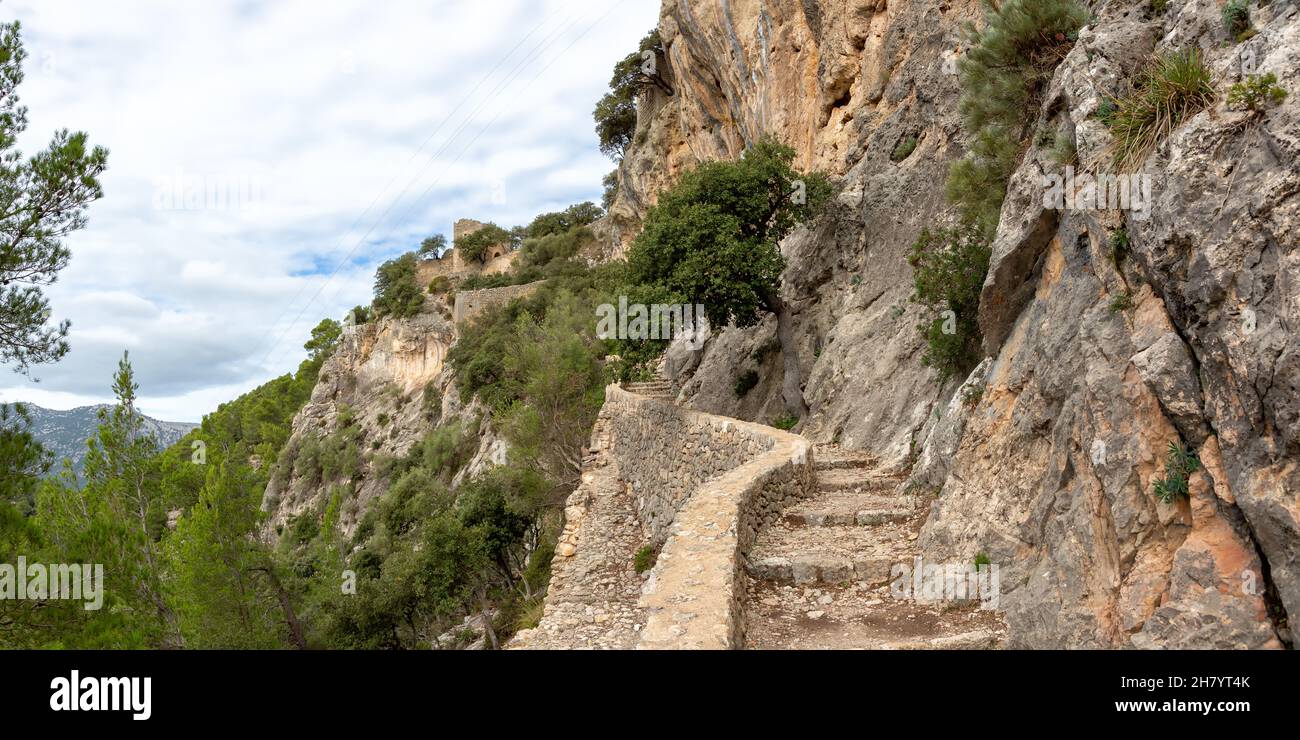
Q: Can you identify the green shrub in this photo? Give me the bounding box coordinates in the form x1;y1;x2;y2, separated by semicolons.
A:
908;223;991;380
427;275;450;295
734;369;760;398
623;137;831;414
1153;441;1200;504
1227;73;1287;113
974;552;992;569
1050;130;1077;166
524;202;603;239
373;253;425;318
948;0;1089;232
1151;0;1167;14
1221;1;1251;40
421;381;442;423
891;135;918;162
633;545;658;574
1109;227;1130;268
771;414;799;431
1106;48;1214;171
519;226;595;269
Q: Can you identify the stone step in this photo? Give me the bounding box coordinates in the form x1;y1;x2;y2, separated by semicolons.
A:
746;553;900;586
814;468;899;493
786;490;917;527
785;507;913;527
811;445;876;469
745;520;915;587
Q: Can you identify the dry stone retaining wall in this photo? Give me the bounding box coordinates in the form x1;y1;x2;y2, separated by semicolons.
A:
540;386;813;649
451;280;545;325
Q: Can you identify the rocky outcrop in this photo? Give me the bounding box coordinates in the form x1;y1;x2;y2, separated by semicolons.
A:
920;0;1297;649
263;303;470;539
599;0;1297;648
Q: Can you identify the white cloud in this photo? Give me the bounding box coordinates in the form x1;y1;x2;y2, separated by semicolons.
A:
0;0;656;421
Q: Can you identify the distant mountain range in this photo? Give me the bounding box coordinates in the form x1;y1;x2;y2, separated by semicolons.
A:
15;403;197;476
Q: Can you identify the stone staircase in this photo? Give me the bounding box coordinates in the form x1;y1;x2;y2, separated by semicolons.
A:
742;444;1005;649
620;366;675;400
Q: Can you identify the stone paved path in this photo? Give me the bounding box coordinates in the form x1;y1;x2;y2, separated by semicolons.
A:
743;445;1006;649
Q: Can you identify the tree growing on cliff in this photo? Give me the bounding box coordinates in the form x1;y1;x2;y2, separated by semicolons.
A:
625;137;832;417
593;29;663;160
373;253;424;318
947;0;1088;233
303;318;342;364
0;21;109;373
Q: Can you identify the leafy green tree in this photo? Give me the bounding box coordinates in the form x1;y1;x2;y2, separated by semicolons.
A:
373;252;425;318
626;137;831;416
456;223;512;264
418;233;447;258
0;21;109;373
593;29;663;160
525;202;603;239
498;291;606;484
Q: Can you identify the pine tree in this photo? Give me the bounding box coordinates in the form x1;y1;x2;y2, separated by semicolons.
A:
165;455;290;648
0;21;109;373
36;352;179;647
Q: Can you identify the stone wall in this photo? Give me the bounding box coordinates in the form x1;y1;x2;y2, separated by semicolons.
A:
452;280;545;325
513;385;813;649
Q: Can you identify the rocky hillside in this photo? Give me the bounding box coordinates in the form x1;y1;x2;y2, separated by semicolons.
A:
597;0;1297;648
19;403;195;477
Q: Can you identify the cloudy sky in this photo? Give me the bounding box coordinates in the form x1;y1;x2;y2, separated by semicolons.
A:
0;0;657;422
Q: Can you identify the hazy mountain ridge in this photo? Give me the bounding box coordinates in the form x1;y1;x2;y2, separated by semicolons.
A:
15;403;196;475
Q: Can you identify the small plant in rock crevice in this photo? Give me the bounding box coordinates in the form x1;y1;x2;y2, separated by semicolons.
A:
734;369;760;398
633;545;658;574
1109;227;1131;268
891;135;918;162
1108;291;1134;315
1221;1;1252;42
1153;441;1200;504
771;414;799;431
1227;73;1287;115
1106;48;1215;172
960;383;985;409
908;223;991;381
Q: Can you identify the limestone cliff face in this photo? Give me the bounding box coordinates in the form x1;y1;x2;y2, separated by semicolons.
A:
262;302;501;540
615;0;1297;647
